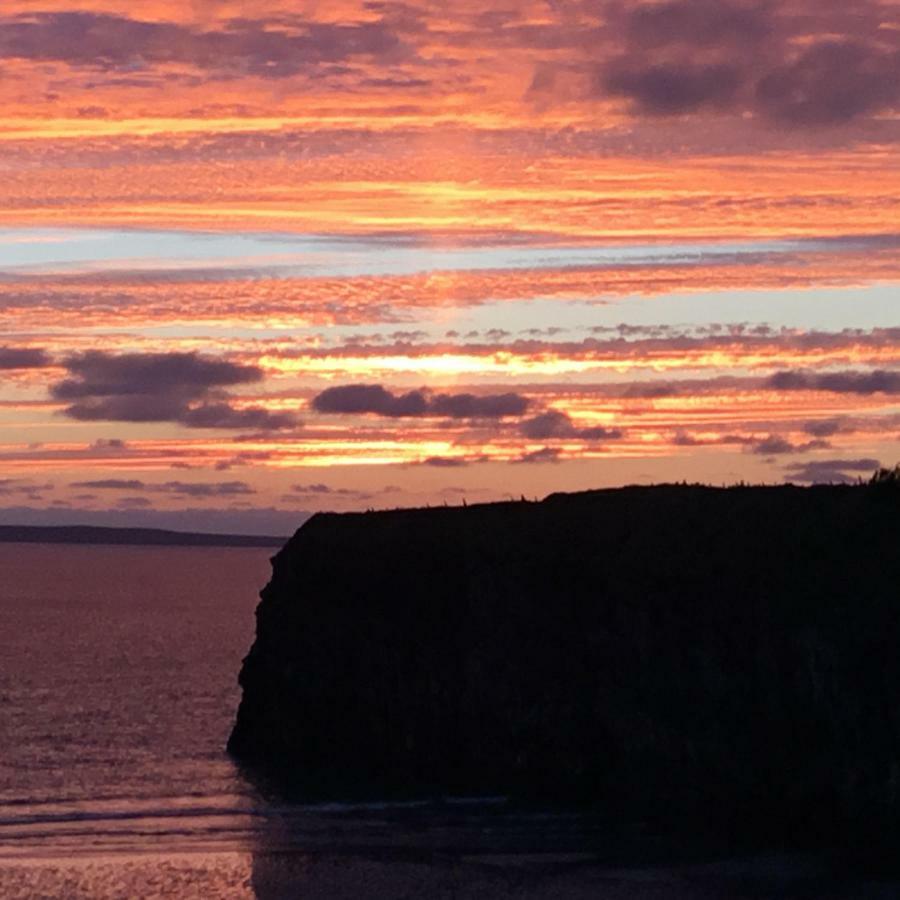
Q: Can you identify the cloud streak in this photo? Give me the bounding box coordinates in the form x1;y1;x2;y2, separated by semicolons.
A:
312;384;529;419
519;411;623;442
71;478;256;497
0;11;413;79
749;435;830;456
51;351;297;430
768;369;900;395
0;347;50;369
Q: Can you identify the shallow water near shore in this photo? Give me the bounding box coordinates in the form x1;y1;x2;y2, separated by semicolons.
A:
0;543;896;898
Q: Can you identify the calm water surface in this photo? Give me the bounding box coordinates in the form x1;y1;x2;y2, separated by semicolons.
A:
0;544;893;899
0;547;270;876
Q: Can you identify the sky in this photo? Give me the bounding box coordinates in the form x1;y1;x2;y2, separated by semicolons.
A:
0;0;898;534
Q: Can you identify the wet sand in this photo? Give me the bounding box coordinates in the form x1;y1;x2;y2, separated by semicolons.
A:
2;847;899;899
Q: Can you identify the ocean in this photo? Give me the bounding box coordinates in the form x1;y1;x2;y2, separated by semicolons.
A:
0;544;274;896
0;543;894;899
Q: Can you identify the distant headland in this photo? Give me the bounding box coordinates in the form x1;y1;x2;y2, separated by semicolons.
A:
0;524;286;547
230;478;900;841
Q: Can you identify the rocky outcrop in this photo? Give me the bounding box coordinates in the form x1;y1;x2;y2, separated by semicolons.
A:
229;483;900;836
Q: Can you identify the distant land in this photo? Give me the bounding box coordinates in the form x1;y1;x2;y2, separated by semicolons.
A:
0;525;286;547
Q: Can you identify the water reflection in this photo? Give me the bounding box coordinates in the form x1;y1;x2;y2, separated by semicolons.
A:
242;782;893;900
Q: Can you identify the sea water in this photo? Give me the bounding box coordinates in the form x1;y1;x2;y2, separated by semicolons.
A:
0;544;892;899
0;544;273;895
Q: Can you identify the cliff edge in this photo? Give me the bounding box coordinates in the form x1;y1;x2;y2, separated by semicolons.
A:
229;483;900;836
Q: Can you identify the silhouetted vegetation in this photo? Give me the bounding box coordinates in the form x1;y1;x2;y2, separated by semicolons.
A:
871;464;900;486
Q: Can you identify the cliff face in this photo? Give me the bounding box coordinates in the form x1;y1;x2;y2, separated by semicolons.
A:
229;484;900;833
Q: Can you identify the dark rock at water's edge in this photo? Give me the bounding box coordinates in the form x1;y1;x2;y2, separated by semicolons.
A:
0;524;285;547
228;482;900;842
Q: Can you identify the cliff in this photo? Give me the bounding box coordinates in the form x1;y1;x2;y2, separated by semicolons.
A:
229;483;900;838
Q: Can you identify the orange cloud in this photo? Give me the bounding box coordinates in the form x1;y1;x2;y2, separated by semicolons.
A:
1;1;898;516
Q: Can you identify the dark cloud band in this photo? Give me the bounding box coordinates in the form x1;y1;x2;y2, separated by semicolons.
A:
0;347;51;370
51;351;297;431
312;384;529;419
768;369;900;394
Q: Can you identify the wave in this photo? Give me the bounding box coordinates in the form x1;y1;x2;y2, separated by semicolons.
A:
0;790;521;860
0;792;264;859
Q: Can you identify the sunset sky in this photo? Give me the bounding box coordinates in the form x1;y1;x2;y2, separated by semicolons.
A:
1;0;898;534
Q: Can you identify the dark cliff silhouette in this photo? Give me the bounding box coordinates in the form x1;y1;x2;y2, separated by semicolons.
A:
229;480;900;842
